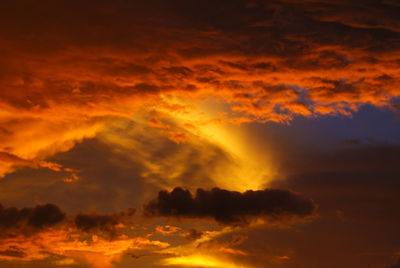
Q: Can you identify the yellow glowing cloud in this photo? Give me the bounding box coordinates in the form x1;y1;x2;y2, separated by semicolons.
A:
149;94;276;191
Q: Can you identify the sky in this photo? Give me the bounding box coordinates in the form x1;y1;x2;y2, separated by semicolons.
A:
0;0;400;267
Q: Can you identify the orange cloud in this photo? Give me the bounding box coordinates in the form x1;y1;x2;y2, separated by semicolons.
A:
0;202;168;267
155;225;182;235
1;0;400;178
0;230;169;268
157;226;252;268
0;2;398;268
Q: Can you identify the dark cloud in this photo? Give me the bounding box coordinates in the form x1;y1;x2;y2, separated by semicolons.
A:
74;208;136;238
27;204;66;229
0;246;26;258
0;203;65;236
143;187;316;225
0;200;138;240
75;214;116;233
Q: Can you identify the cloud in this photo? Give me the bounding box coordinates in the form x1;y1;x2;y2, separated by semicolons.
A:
143;187;316;225
157;226;254;268
0;203;171;267
0;201;139;241
155;225;181;235
0;0;399;180
0;2;398;266
0;229;169;267
0;203;66;236
184;229;204;241
75;208;136;238
0;246;27;258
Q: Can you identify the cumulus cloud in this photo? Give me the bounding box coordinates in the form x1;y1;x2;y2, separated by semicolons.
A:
143;187;316;224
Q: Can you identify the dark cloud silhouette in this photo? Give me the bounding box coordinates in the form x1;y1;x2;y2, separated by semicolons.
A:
75;214;118;233
0;201;138;239
74;208;136;238
27;203;66;229
143;187;316;224
0;203;65;236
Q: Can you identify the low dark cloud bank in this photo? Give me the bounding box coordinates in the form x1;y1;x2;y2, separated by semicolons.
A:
0;202;136;239
143;187;316;224
75;207;136;237
0;203;65;236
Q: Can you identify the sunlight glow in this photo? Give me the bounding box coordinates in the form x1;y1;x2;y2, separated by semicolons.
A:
155;94;275;191
162;254;249;268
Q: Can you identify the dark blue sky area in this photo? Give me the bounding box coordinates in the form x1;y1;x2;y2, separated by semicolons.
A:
249;104;400;152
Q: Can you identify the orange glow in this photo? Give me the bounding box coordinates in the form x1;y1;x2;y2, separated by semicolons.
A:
162;254;251;268
0;229;169;267
155;225;181;235
0;1;399;268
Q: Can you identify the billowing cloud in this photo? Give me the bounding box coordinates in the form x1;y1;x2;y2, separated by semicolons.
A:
1;0;400;179
143;187;316;224
0;1;399;267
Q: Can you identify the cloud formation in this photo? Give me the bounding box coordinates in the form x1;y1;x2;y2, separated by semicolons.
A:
75;208;136;238
0;203;66;237
0;202;138;240
143;187;316;224
0;203;168;267
1;0;400;178
0;1;399;267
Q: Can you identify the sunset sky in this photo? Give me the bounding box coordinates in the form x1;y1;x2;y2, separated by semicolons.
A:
0;1;400;267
